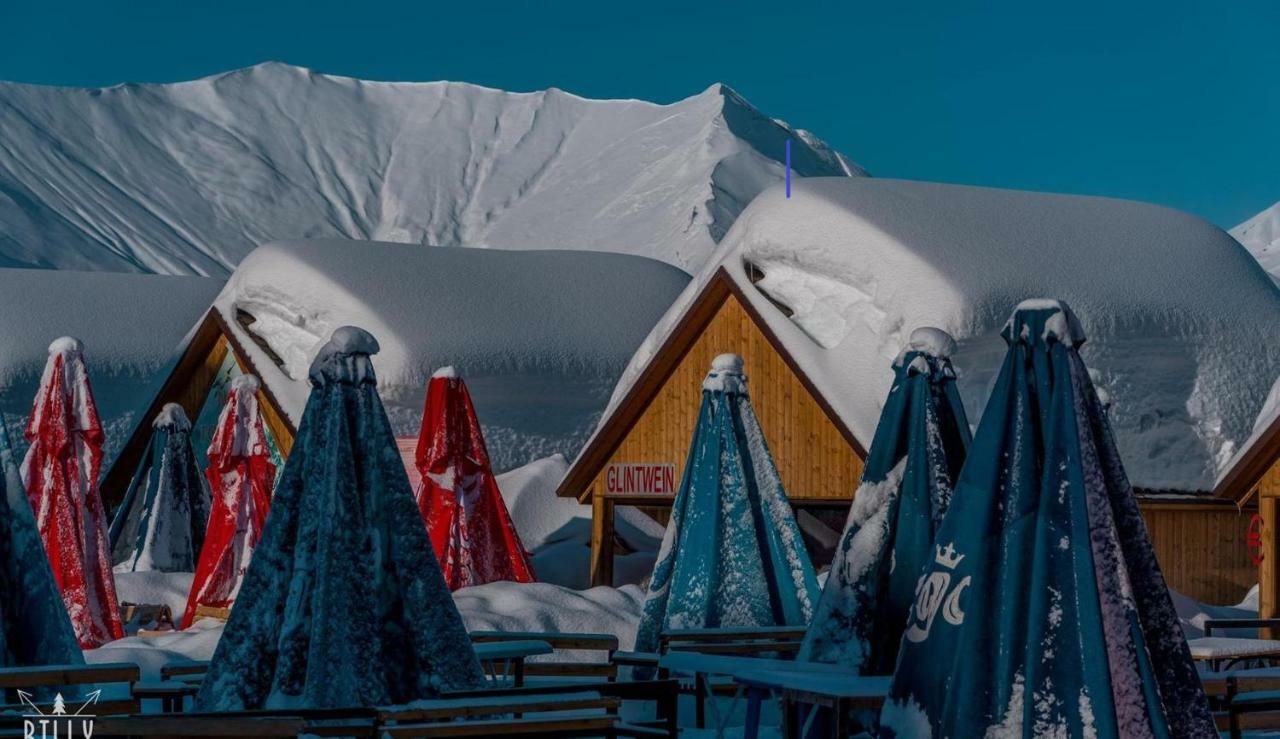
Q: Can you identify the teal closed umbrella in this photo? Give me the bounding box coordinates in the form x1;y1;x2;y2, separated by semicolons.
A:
881;300;1214;739
800;327;970;675
634;354;819;656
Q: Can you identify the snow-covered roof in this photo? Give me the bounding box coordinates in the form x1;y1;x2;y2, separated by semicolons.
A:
0;269;222;461
592;178;1280;492
215;240;690;472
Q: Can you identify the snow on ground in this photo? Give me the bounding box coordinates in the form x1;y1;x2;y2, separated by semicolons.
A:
498;454;662;589
0;269;222;463
103;578;646;678
0;62;859;276
216;240;689;471
1172;585;1260;638
100;453;660;676
1232;200;1280;286
595;178;1280;492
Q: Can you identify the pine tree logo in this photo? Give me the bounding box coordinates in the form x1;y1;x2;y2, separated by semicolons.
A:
18;688;99;738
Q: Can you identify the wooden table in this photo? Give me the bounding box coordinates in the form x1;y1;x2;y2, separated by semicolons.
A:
734;669;891;739
471;639;553;688
658;651;861;729
1187;637;1280;671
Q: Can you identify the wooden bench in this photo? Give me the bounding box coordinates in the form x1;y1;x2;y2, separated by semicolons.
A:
470;630;619;680
381;680;678;738
660;625;807;657
191;605;231;625
0;662;141;718
87;714;308;738
160;661;211;683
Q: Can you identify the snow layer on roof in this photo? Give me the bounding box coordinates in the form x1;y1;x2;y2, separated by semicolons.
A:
0;269;222;464
597;178;1280;491
215;240;689;472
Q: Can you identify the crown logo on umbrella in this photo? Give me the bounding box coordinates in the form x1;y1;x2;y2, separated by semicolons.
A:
934;542;964;570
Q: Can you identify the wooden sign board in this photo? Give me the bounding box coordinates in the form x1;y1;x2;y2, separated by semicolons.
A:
605;463;677;496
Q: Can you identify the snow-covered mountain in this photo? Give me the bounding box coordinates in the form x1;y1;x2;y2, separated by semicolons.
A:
1231;201;1280;285
0;63;860;276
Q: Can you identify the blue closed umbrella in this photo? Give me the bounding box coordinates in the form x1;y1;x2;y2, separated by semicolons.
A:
196;327;484;711
110;403;211;571
635;354;819;655
0;413;83;673
881;300;1214;739
800;327;970;675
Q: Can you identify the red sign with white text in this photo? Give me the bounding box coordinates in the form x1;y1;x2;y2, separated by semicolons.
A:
606;463;676;496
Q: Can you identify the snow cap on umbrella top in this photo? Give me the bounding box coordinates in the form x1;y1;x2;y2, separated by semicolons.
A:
48;336;84;357
308;326;380;386
153;402;191;431
703;353;748;393
906;327;956;359
432;365;459;380
231;373;261;394
1001;299;1086;348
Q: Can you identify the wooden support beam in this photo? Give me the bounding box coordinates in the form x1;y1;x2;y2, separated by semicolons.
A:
1262;494;1278;638
590;491;615;588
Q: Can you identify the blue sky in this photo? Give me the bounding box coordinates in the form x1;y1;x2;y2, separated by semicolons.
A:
2;1;1277;227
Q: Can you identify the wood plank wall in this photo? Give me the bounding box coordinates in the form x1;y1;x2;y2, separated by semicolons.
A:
588;292;865;504
1139;500;1257;607
1260;459;1280;622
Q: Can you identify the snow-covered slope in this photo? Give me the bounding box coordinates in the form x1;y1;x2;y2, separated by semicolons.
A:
0;63;859;276
217;240;689;472
597;178;1280;492
1231;201;1280;286
0;269;222;461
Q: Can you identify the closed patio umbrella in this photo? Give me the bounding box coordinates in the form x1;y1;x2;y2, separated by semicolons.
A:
195;327;484;710
881;300;1214;739
181;374;276;628
21;337;122;648
110;403;210;572
800;327;970;675
413;366;535;589
634;353;819;655
0;411;83;671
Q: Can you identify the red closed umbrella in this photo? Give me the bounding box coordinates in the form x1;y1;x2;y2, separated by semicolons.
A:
414;367;534;590
181;374;276;628
21;337;123;648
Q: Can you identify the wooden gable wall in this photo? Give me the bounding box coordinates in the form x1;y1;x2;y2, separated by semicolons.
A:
586;290;864;506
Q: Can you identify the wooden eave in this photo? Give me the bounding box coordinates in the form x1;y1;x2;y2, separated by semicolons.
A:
1214;411;1280;505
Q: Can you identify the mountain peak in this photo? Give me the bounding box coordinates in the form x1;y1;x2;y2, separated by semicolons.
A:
1231;202;1280;286
0;68;861;275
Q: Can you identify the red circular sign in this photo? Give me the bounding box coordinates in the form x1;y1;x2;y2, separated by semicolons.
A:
1248;513;1265;567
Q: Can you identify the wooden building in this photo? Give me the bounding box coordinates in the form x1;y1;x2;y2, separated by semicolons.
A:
102;239;689;515
557;265;1261;605
1214;405;1280;622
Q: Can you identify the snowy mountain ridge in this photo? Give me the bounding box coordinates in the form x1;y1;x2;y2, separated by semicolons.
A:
1232;201;1280;286
0;62;861;276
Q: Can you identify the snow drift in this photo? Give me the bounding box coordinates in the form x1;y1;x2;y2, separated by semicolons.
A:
602;178;1280;491
216;240;689;471
0;62;859;276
